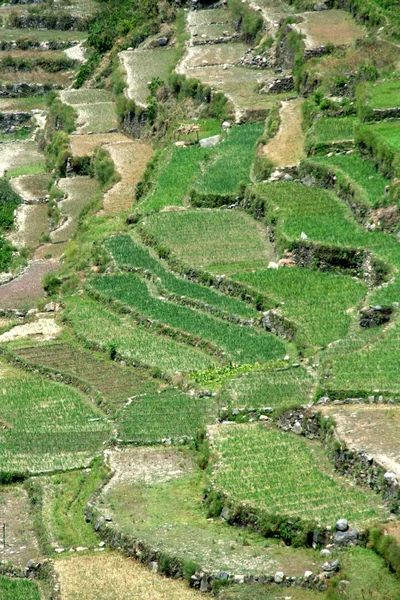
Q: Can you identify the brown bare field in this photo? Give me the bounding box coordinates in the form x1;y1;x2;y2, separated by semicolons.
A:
10;173;52;202
9;204;50;249
69;133;128;156
54;176;100;242
102;140;153;214
295;10;364;49
0;485;40;567
319;405;400;478
55;552;201;600
180;43;248;69
263;98;305;167
0;260;60;310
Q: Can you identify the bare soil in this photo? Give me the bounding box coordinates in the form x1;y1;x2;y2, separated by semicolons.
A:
0;317;62;342
0;485;40;567
263;98;305;166
0;260;60;310
294;10;365;49
319;405;400;478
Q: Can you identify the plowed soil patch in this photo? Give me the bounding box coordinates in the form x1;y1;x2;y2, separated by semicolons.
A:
0;260;60;310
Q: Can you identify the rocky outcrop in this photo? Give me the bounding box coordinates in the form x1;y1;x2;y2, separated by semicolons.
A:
0;83;57;97
0;111;31;134
0;39;80;51
359;305;392;328
259;76;294;94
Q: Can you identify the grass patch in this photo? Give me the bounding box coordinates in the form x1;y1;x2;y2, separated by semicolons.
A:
90;273;286;364
117;388;215;442
233;267;367;347
368;78;400;110
0;577;40;600
212;423;388;527
368;121;400;152
105;234;257;318
141;209;275;274
40;458;107;549
0;28;87;42
218;366;315;411
63;296;218;374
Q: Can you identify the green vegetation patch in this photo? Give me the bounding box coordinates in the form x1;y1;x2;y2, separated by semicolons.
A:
139;145;210;212
0;576;40;600
39;459;107;549
212;423;387;527
368;121;400;152
118;388;215;442
90;273;286;364
0;372;110;474
141;209;275;274
64;296;218;373
368;79;400;110
312;116;356;144
313;152;390;206
193;124;263;197
218;366;315;411
120;48;177;106
14;342;160;411
321;319;400;398
233;267;367;347
105;234;257;318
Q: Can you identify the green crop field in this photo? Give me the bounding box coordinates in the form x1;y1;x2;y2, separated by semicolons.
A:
368;79;400;109
218;366;315;411
64;296;218;373
0;28;87;42
313;152;390;206
312;116;357;144
139;145;210;212
141;209;275;274
368;121;400;151
321;319;400;398
212;423;388;527
233;267;367;347
0;576;41;600
0;372;110;473
117;388;215;442
90;273;286;364
105;234;257;318
193;124;263;196
14;342;160;411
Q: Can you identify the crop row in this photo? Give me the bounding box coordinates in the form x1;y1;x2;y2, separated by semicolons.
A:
90;273;286;364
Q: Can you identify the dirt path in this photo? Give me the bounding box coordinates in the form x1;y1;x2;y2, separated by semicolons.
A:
263;98;305;167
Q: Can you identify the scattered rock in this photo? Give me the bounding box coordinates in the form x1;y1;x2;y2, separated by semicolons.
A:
199;135;220;148
336;519;348;532
274;571;285;583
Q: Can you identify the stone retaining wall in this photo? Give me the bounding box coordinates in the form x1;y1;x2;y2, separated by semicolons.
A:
0;83;57;97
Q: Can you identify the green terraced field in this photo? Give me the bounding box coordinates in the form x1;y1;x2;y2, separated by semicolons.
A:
312;116;357;143
369;121;400;151
233;267;367;347
105;234;257;318
218;366;315;411
0;372;110;473
64;296;218;373
117;388;215;442
368;79;400;109
13;342;160;411
90;273;287;364
313;152;390;206
212;423;388;527
141;209;275;274
193;124;263;197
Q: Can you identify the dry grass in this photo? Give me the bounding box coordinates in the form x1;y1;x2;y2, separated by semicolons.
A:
10;173;52;202
101;140;153;214
55;552;201;600
319;405;400;479
9;203;50;249
263;98;305;167
181;43;248;69
295;10;364;49
0;141;44;178
0;69;75;86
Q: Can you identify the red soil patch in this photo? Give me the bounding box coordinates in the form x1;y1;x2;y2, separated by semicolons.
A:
0;260;60;310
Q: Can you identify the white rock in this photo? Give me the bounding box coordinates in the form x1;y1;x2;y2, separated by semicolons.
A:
267;261;279;269
304;570;313;580
274;571;285;583
300;231;308;240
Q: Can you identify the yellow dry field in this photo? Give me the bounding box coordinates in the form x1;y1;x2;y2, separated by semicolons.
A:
55;552;201;600
319;405;400;479
295;10;364;49
101;140;153;214
263;98;305;167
